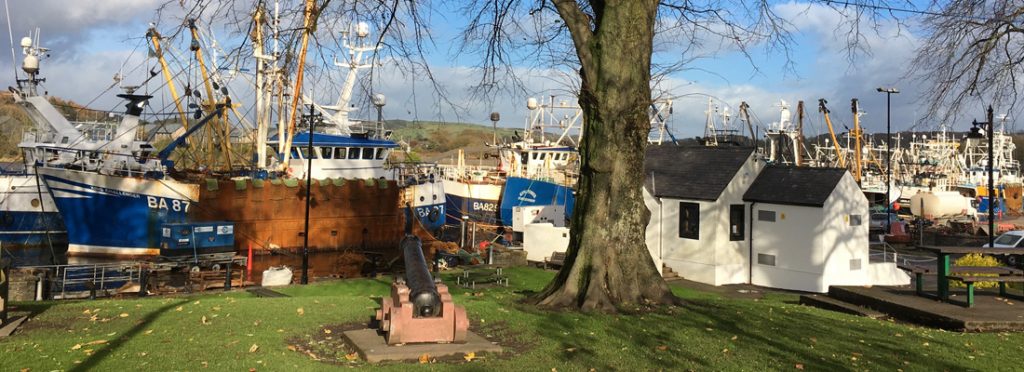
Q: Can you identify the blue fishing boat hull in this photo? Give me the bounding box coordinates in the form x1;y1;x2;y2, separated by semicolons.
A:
40;168;199;256
442;179;503;225
499;176;575;227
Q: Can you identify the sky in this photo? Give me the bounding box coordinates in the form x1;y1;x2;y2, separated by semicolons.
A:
0;0;1011;140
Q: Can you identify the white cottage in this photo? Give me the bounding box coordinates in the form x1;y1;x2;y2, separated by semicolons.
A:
643;146;764;285
743;167;870;293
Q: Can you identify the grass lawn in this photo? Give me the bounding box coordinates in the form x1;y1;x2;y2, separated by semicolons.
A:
2;267;1023;371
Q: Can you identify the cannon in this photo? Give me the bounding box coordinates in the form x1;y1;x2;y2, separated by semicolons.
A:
375;209;468;344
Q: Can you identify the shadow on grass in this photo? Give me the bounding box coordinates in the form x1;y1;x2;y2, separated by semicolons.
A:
513;296;969;371
69;298;190;372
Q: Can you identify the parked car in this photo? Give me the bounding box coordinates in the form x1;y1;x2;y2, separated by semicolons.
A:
869;213;901;232
983;230;1024;266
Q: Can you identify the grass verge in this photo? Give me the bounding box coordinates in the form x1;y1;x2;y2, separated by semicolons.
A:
1;267;1022;371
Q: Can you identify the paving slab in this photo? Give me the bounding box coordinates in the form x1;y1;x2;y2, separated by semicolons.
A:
0;316;27;338
343;328;502;363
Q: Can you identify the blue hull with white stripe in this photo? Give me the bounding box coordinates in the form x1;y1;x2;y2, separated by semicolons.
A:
499;176;575;227
40;168;199;256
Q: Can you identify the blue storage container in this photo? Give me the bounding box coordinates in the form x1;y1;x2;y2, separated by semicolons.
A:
159;221;235;257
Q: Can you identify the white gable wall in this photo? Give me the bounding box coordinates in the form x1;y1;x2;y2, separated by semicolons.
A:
820;172;870;290
644;154;762;286
750;172;869;293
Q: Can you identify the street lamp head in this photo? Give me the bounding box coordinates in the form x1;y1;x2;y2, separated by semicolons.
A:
876;87;900;94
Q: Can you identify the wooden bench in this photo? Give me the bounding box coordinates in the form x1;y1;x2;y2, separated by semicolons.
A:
947;275;1024;307
544;252;567;270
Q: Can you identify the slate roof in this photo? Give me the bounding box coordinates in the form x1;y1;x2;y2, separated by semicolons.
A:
644;145;755;201
743;166;848;207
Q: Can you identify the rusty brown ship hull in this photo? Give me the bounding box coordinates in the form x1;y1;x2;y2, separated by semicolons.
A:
190;178;407;254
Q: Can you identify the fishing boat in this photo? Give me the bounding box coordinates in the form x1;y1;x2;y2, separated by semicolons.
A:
0;31;125;252
38;18;442;257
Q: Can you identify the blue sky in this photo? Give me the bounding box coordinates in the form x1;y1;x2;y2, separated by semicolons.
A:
0;0;1008;139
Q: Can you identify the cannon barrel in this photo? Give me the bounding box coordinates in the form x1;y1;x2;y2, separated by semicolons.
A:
402;234;441;317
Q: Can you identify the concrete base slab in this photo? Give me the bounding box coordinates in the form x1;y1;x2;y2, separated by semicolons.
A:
0;316;27;338
343;328;502;363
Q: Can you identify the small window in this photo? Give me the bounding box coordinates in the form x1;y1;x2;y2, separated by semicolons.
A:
849;214;862;226
349;148;360;159
757;253;776;266
334;147;347;159
540;153;547;160
729;204;745;241
531;153;537;160
362;148;374;159
376;148;387;159
850;258;862;271
758;210;776;222
678;202;699;240
320;147;333;159
299;147;313;159
291;148;302;159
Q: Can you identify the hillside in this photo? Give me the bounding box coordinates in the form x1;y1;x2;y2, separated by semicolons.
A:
385;119;519;161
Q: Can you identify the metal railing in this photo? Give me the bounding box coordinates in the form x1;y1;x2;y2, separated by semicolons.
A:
19;262;148;299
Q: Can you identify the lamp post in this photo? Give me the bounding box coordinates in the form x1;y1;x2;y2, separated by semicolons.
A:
876;87;899;234
967;106;996;247
301;104;320;285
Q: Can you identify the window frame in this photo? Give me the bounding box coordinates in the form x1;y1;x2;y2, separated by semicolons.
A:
678;202;700;240
729;204;745;241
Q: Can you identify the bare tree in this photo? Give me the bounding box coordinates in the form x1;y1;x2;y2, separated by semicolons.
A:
912;0;1024;122
167;0;793;313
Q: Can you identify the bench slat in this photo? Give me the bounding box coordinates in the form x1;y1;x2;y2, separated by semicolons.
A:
947;275;1024;283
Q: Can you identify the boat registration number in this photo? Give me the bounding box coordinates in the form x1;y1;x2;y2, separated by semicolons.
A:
473;202;497;212
147;196;191;212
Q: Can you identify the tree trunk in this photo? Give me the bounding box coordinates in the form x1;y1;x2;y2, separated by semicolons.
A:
534;0;677;312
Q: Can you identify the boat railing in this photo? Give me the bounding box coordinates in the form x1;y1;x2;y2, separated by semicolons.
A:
35;146;166;178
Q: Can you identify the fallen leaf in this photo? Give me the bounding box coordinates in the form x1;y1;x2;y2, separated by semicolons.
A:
82;309;91;315
565;347;576;353
287;345;297;352
119;313;129;318
463;352;476;361
296;308;305;316
722;348;729;353
106;332;117;337
71;344;82;350
201;361;208;368
19;368;29;372
175;306;183;312
85;340;108;346
144;329;154;335
202;316;209;325
139;352;148;357
324;329;332;334
419;353;430;364
795;364;805;370
731;335;738;341
345;352;358;361
249;344;259;353
656;345;669;351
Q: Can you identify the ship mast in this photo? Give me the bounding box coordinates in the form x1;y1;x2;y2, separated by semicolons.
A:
147;28;190;134
819;99;845;168
281;0;316;170
851;98;862;185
